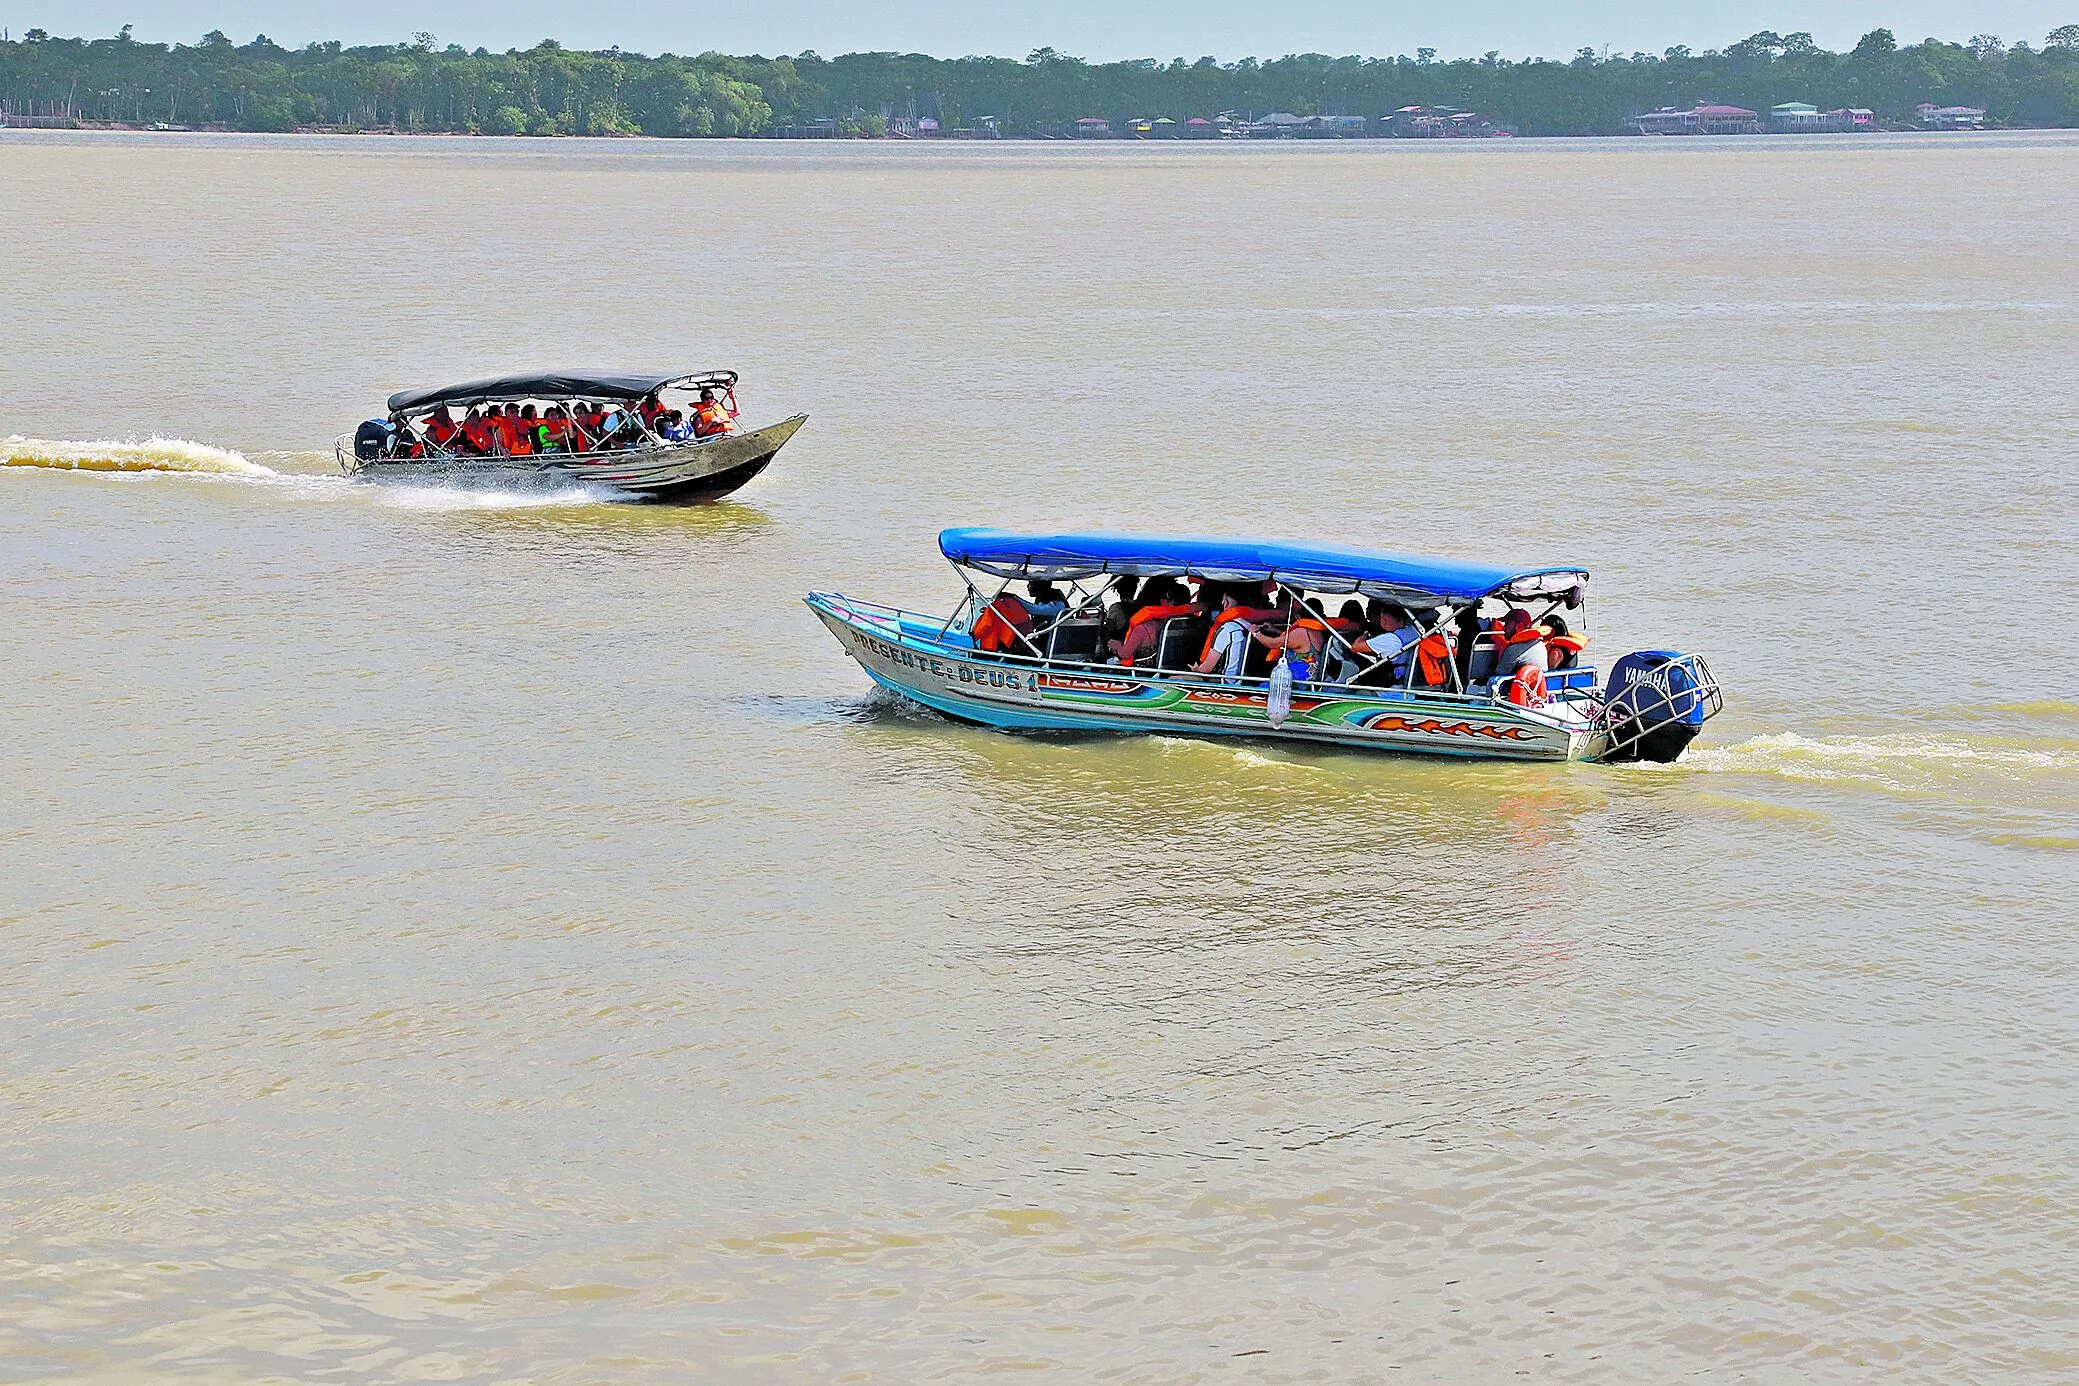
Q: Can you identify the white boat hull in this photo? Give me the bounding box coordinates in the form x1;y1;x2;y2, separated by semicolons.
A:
808;593;1606;762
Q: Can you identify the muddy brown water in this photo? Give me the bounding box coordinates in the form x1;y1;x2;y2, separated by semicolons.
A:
3;130;2076;1383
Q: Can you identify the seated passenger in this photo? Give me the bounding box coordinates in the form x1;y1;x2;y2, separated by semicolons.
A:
486;404;519;456
1493;608;1549;679
512;404;541;456
637;393;667;432
1457;605;1489;685
1348;601;1420;684
571;402;605;452
973;590;1036;653
691;385;739;438
658;409;696;443
459;406;494;455
1190;589;1256;683
423;406;461;454
1101;575;1142;642
594;406;637;451
1326;599;1367;682
384;415;423;458
1107;578;1198;666
1543;614;1588;670
1252;609;1331;682
541;404;574;452
1023;580;1068;625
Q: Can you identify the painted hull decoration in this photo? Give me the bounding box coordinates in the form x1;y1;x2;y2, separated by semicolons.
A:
808;529;1723;765
338;368;804;504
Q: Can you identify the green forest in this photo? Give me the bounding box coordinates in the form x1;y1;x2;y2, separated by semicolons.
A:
5;24;2079;137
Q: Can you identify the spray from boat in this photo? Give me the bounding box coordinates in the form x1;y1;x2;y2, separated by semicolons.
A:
3;434;633;509
2;435;275;476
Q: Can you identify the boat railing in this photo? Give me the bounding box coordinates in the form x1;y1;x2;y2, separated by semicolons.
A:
334;434;701;474
1594;653;1724;757
812;593;1601;725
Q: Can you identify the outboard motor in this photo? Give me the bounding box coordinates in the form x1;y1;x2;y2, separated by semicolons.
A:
353;418;396;462
1602;650;1721;763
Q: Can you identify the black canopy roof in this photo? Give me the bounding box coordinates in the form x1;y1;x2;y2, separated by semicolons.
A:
386;369;734;415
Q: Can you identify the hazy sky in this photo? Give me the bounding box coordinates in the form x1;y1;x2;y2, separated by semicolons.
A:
10;2;2074;61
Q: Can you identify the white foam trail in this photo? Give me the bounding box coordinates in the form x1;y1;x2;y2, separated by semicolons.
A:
2;435;274;477
1684;732;2079;787
371;481;634;511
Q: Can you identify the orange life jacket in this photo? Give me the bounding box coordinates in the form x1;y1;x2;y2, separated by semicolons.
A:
1546;633;1588;665
425;417;459;449
510;419;536;456
973;596;1033;653
487;415;518;454
1494;618;1547;651
1127;602;1197;632
1116;602;1197;666
692;399;736;438
1505;665;1550;708
1412;632;1453;688
1198;607;1258;665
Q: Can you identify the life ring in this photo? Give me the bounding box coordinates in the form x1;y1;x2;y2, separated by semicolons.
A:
1505;665;1549;709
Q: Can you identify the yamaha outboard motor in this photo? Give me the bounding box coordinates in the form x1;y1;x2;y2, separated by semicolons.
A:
353;418;396;462
1603;650;1719;763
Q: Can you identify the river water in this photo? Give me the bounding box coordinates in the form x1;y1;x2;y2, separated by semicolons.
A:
3;131;2076;1383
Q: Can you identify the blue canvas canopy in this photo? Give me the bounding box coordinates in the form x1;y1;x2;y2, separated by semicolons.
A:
938;528;1587;606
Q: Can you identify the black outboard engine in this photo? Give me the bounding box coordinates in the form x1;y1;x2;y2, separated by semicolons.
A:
353;418;396;462
1602;650;1720;763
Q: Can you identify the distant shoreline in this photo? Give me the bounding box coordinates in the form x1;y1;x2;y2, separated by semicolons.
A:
6;28;2076;141
4;118;2060;142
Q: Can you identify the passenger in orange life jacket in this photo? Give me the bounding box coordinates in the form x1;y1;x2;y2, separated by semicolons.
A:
1108;577;1198;666
1542;613;1588;669
421;406;460;453
510;404;540;456
1190;588;1257;683
458;406;493;455
1493;608;1549;679
691;385;738;439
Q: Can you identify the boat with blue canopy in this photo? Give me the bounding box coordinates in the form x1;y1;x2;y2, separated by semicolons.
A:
807;529;1722;763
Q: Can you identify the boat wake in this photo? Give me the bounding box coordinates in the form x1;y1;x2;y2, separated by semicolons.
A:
1681;731;2079;790
3;434;275;476
5;435;637;510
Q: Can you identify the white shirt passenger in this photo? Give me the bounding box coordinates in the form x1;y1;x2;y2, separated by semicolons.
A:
1208;619;1252;683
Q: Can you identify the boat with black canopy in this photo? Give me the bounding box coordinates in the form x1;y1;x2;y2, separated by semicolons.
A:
338;368;806;503
807;529;1722;763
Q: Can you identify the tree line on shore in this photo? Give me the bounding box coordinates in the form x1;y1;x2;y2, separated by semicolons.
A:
4;25;2079;137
